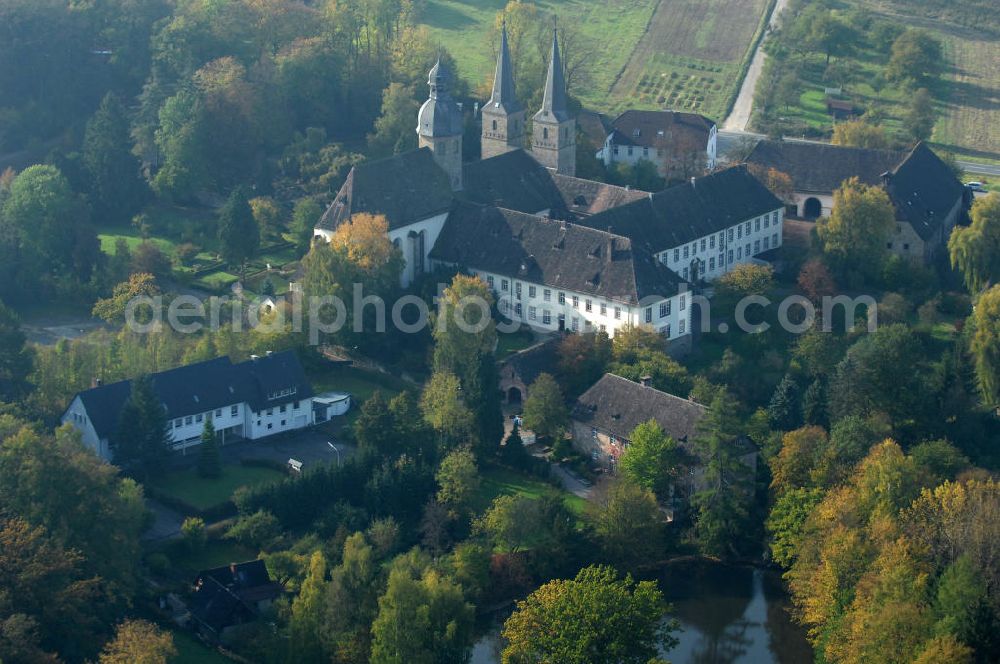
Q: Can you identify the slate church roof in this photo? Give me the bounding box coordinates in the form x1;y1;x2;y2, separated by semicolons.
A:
316;148;453;232
572;373;706;444
73;351;313;441
576;165;783;253
430;201;682;304
745;139;905;193
462;149;647;218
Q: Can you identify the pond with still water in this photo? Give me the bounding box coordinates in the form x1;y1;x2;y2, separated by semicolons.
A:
472;560;813;664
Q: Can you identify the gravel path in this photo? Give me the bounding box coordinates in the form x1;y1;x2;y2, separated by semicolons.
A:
722;0;790;132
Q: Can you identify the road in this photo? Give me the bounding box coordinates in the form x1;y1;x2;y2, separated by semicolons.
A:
722;0;790;131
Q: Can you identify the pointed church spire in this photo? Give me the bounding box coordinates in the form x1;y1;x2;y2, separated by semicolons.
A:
488;19;521;112
536;21;569;122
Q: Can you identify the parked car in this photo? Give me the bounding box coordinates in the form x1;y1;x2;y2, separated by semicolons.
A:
965;181;985;192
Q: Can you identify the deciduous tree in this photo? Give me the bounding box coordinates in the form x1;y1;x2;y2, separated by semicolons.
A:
618;420;680;499
501;565;676;664
949;193;1000;294
817;177;895;281
98;619;176;664
521;373;567;442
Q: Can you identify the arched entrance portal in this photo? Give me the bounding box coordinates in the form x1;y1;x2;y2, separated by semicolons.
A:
803;197;823;219
507;387;522;405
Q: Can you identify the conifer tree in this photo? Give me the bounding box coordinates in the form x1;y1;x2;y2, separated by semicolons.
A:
197;418;221;478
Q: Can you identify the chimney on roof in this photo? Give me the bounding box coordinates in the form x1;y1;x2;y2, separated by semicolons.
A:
640;375;652;387
607;236;614;262
251;354;260;361
266;350;273;357
92;377;103;388
690;176;697;187
880;171;892;188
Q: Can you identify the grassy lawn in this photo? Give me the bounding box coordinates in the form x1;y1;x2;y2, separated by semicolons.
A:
151;465;284;511
474;464;588;516
97;227;179;259
171;538;259;576
310;365;413;405
496;326;536;359
419;0;773;119
418;0;659;109
171;630;232;664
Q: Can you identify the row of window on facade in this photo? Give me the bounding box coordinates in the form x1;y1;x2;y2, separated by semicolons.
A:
612;145;669;159
170;401;302;429
677;235;779;280
486;275;687;316
669;213;781;264
498;299;686;337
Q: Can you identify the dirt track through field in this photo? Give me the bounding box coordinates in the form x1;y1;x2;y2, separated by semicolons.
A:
723;0;788;130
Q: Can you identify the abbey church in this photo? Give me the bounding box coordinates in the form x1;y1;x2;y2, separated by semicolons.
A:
315;24;786;349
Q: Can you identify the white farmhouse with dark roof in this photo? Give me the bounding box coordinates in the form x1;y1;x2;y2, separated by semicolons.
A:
596;109;718;178
61;350;317;462
746;140;968;264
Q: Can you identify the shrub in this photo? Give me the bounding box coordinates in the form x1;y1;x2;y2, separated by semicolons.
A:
176;242;200;265
181;517;207;552
225;510;282;549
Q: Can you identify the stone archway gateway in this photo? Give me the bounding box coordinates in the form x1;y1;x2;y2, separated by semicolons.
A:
507;386;522;405
803;197;822;219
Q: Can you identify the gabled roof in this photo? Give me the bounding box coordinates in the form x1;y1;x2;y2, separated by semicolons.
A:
572;373;706;444
745;139;905;194
551;174;649;217
577;110;613;148
535;28;570;123
190;560;283;633
500;338;560;386
72;351;313;440
462;149;647;218
885;142;965;241
576;165;783;253
430;201;682;305
317;148;454;232
462;149;568;215
608;110;715;149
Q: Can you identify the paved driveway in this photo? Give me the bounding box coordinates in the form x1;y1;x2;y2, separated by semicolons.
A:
168;424;356;472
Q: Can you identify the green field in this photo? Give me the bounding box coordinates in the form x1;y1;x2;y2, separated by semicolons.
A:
310;365;413;405
418;0;772;121
420;0;658;110
151;465;285;511
171;630;232;664
757;0;1000;157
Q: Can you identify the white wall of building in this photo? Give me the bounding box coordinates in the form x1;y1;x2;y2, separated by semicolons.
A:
658;209;784;282
62;395;110;460
455;267;692;341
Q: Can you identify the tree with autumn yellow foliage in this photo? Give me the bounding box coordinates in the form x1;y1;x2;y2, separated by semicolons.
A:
831;119;891;150
98;620;176;664
301;213;403;350
817;177;895;283
781;439;1000;663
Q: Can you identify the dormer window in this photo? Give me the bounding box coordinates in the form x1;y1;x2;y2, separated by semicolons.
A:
268;387;297;400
